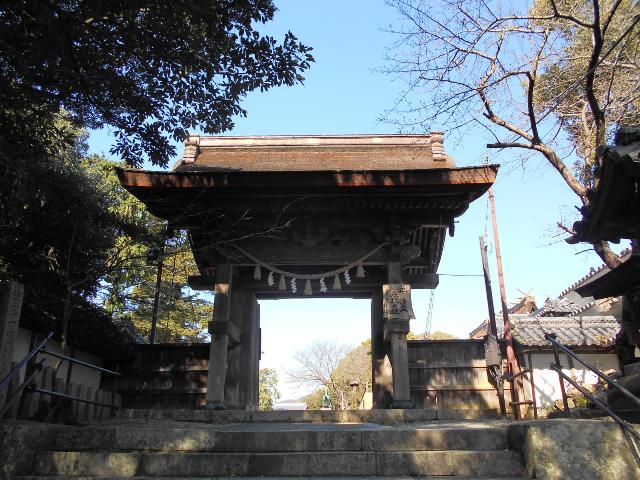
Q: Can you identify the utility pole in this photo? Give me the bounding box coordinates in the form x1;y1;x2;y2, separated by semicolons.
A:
149;238;166;345
488;187;523;417
479;236;506;417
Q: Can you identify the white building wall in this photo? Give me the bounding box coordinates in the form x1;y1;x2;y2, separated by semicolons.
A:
10;326;103;389
521;351;620;408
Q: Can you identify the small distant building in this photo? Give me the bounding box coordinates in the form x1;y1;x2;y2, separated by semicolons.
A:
469;262;625;410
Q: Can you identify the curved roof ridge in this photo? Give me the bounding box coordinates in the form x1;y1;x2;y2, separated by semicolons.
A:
559;247;632;297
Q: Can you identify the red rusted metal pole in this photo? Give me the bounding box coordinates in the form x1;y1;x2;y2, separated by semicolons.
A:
488;187;523;417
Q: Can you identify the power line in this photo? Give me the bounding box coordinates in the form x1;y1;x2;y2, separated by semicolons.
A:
439;273;483;277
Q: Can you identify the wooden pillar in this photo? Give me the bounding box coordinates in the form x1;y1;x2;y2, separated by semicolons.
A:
388;330;411;408
385;261;412;409
237;292;260;410
206;264;232;409
224;288;243;408
253;302;261;408
371;288;393;408
224;287;252;409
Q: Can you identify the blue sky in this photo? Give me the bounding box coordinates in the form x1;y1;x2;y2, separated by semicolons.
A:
87;1;628;399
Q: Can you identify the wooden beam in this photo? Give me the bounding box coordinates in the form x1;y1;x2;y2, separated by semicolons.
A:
117;165;498;190
189;271;439;292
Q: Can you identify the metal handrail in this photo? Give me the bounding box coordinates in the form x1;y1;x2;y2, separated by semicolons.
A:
0;331;121;419
545;333;640;411
504;367;538;419
551;365;640;442
29;386;116;408
39;349;121;377
0;332;53;392
545;333;640;441
0;359;45;418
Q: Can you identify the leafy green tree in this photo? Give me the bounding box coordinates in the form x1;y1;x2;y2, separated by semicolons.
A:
407;331;457;340
385;0;639;267
286;340;350;408
0;0;313;166
0;120;135;352
332;340;372;409
531;0;640;176
291;340;371;410
75;157;213;343
0;126;210;349
81;156;159;311
126;232;212;343
259;368;281;411
303;389;326;410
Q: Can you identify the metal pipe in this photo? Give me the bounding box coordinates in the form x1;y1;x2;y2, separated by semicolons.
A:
551;342;570;414
528;351;538;419
29;387;118;409
0;332;53;392
0;360;44;418
39;349;121;377
551;365;640;442
505;368;531;381
545;333;640;411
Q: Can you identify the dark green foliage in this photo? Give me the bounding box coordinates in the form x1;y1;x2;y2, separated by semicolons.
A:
0;126;115;300
0;119;139;353
125;232;213;343
0;0;313;166
78;158;212;343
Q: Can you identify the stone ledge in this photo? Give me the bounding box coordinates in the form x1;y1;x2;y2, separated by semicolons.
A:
507;419;640;480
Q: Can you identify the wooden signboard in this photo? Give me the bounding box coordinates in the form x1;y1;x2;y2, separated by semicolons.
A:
383;284;415;320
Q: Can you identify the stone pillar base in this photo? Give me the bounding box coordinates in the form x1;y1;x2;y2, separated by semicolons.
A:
205;401;226;410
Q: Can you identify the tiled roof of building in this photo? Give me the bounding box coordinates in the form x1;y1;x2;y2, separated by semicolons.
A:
510;316;620;348
533;293;604;317
468;295;537;338
469;252;628;342
558;248;631;297
173;133;457;172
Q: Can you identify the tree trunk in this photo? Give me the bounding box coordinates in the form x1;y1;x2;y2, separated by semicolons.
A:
593;239;622;269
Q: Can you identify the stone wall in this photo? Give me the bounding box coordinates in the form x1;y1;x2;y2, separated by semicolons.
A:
508;419;640;480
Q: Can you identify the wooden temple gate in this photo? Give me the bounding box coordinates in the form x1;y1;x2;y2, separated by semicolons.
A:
118;134;496;410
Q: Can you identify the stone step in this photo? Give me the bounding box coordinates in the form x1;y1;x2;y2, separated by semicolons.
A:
115;408;503;424
32;450;525;477
18;476;531;480
52;425;508;452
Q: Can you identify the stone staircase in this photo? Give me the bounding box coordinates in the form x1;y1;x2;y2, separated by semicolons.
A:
13;412;528;479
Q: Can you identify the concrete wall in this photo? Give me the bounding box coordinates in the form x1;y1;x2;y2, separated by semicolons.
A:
10;326;103;389
521;351;620;408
